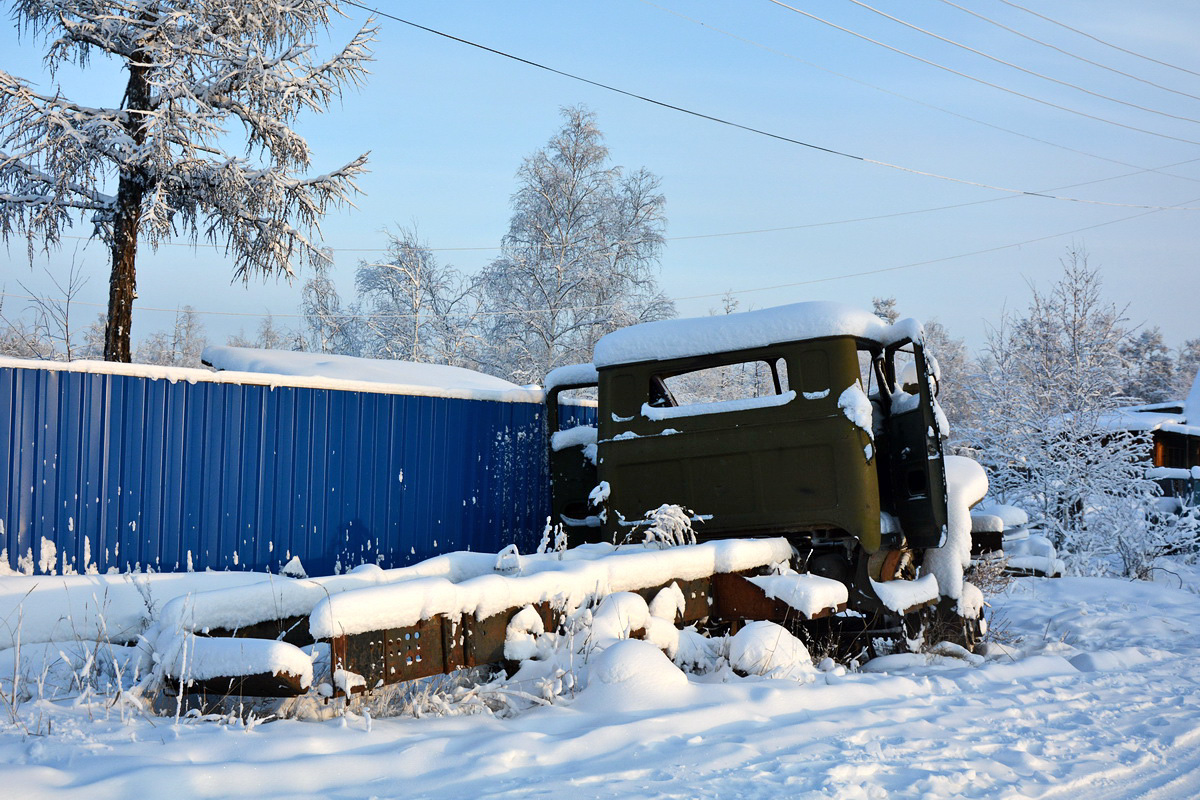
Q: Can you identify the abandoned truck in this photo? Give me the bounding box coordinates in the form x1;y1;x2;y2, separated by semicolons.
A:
545;301;985;642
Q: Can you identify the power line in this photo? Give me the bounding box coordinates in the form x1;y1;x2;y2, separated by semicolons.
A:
637;0;1200;180
763;0;1200;147
675;195;1200;300
5;191;1187;320
995;0;1200;79
46;155;1200;256
932;0;1200;104
340;0;1200;210
842;0;1200;125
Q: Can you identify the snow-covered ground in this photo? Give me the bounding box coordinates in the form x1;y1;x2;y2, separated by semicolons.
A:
4;564;1200;799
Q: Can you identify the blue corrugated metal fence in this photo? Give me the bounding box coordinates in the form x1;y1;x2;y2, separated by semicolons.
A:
0;362;588;575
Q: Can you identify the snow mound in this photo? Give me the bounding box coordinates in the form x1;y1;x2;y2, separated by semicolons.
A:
574;639;691;712
1069;647;1160;673
726;621;815;681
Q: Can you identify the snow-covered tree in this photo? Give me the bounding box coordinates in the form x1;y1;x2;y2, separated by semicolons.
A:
0;295;56;358
964;249;1167;576
227;314;302;351
0;1;375;362
79;312;106;358
1174;338;1200;400
479;106;674;383
355;229;482;367
924;318;971;428
871;296;899;325
1121;327;1176;404
301;259;362;356
135;305;206;366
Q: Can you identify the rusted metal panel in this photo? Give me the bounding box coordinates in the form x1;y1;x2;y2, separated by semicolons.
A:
207;615;312;647
171;670;310;698
709;573;844;623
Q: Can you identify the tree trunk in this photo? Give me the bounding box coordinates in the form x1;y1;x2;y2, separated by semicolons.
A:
103;57;151;362
104;180;143;362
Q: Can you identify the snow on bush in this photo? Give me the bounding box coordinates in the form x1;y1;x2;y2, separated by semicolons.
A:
639;504;698;548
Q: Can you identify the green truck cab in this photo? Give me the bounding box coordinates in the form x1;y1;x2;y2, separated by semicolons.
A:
546;302;950;613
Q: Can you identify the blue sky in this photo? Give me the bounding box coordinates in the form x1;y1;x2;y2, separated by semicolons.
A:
3;0;1199;353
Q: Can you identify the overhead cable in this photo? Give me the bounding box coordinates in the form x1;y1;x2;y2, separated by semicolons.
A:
638;0;1200;180
7;192;1191;320
340;0;1200;210
932;0;1200;103
995;0;1200;79
763;0;1200;146
843;0;1200;124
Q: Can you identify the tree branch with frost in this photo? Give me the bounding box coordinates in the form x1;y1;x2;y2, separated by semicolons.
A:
1;0;376;360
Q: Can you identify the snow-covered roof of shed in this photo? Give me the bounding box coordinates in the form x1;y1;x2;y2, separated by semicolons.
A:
1099;370;1200;437
592;301;923;368
203;346;526;396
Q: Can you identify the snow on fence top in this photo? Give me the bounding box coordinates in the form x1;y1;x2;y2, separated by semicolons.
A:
0;352;542;403
310;538;795;638
592;301;924;368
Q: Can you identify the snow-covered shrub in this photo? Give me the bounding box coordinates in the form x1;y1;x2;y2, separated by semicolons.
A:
963;250;1184;579
637;504;698;548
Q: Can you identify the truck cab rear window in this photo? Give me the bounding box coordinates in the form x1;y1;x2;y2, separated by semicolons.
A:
651;358;789;408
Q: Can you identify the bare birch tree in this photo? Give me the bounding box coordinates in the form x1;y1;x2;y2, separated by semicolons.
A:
0;1;375;361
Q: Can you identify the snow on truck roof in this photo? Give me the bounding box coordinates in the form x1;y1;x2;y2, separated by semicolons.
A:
592;301;924;368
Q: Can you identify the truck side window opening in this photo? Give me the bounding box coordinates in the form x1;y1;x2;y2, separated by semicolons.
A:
656;358;789;407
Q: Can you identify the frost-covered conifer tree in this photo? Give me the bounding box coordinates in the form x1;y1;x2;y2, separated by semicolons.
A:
0;1;375;361
480;106;674;383
1174;339;1200;400
1121;327;1176;404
